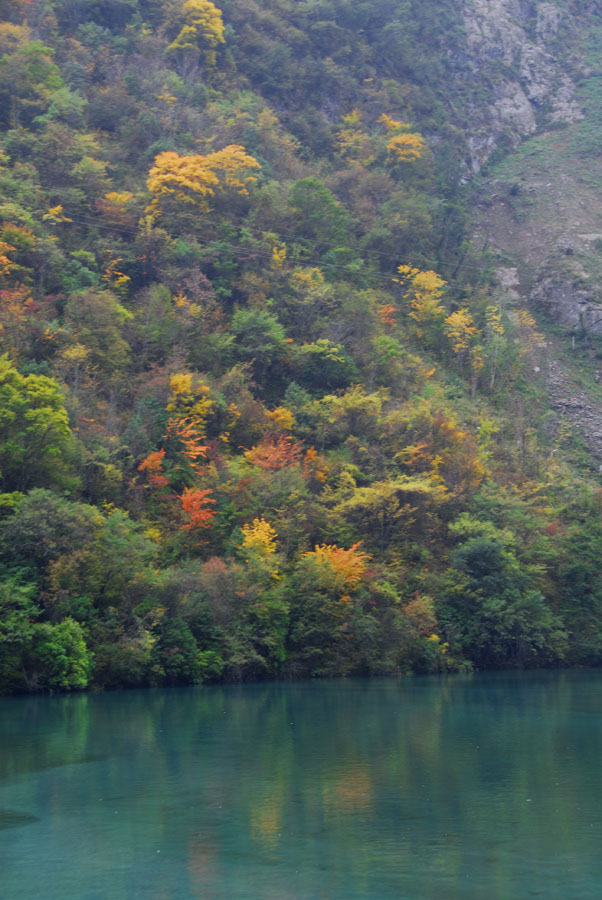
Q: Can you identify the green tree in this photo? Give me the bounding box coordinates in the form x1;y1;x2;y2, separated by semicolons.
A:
291;339;357;394
0;489;100;576
151;616;203;684
29;618;93;691
0;576;93;693
288;177;351;256
438;531;567;667
0;39;62;127
230;308;287;389
63;290;131;377
0;356;76;493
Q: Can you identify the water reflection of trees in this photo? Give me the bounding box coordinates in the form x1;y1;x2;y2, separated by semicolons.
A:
2;673;602;898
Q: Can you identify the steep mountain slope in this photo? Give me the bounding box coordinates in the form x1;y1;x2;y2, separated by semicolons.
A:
2;0;602;692
469;2;602;460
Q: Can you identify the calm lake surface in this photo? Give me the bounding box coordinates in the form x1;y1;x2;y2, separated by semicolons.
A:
2;671;602;899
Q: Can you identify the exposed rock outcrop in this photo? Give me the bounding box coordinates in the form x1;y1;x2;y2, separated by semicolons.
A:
462;0;583;172
465;2;602;461
545;357;602;462
531;260;602;336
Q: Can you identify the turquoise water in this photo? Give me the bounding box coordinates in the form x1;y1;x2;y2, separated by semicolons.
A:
2;671;602;899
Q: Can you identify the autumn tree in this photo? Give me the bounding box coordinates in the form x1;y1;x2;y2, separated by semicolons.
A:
303;542;371;598
0;285;33;358
444;307;483;394
62;290;131;377
394;264;447;347
159;373;215;483
238;517;280;581
164;416;209;481
287;542;371;676
179;487;216;530
146;145;261;224
0;240;17;280
382;403;486;499
335;475;449;551
481;304;505;391
379;114;425;166
138;448;169;488
245;434;303;471
336;109;375;165
167;372;213;431
165;0;225;67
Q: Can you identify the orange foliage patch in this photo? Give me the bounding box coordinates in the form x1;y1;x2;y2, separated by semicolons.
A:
245;434;303;471
179;487;216;530
303;446;327;484
165;416;209;474
377;303;400;326
138;448;169;487
0;240;17;278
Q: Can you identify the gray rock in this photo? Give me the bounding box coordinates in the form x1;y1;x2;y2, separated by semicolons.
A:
461;0;583;171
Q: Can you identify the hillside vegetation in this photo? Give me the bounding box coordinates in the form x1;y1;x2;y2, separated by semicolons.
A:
1;0;602;692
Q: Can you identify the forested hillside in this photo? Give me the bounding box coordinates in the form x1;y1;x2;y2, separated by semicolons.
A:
2;0;602;693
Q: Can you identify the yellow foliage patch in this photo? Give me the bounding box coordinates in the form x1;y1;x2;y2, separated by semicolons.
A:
305;542;371;592
146;145;260;219
167;372;213;432
241;517;278;555
386;132;425;164
167;0;225;66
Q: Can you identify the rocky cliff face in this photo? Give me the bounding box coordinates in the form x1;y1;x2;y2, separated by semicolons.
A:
464;1;602;336
460;1;602;457
461;0;584;173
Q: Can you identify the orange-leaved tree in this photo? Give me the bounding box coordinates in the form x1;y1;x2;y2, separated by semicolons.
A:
245;434;303;471
164;416;209;478
179;487;216;530
162;372;213;479
0;285;33;357
0;239;16;279
138;448;169;487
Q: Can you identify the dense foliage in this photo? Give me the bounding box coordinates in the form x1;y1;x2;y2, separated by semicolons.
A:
1;0;601;693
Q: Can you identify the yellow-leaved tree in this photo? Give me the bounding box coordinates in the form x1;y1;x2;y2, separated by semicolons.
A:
166;0;225;66
239;517;280;582
484;304;505;391
164;372;213;478
167;372;213;431
336;109;376;165
444;308;483;395
379;114;425;165
393;264;447;346
146;145;261;223
302;542;371;601
0;239;16;279
386;133;425;164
